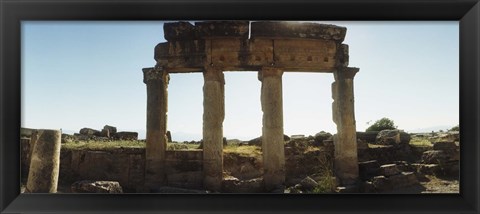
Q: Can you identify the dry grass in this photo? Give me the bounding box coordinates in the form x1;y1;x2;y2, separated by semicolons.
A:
62;140;146;150
223;144;261;157
409;137;433;147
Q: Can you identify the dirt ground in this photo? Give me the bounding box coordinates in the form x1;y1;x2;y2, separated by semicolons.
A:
385;175;459;194
22;174;459;194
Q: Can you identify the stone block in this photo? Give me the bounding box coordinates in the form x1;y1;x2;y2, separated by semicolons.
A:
195;21;249;39
113;132;138;141
71;180;123;193
433;141;457;151
299;176;318;191
379;164;400;177
388;172;418;188
372;175;391;192
422;150;447;164
358;160;380;180
222;176;264;193
164;21;197;41
251;21;346;42
79;128;101;136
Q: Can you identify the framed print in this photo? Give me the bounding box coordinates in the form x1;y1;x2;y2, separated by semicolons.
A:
1;0;479;213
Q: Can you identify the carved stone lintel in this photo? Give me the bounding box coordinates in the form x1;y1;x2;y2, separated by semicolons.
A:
143;67;169;84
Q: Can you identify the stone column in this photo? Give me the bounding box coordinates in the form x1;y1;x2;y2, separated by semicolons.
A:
202;66;225;191
259;67;285;191
143;67;169;190
26;129;61;193
332;67;359;186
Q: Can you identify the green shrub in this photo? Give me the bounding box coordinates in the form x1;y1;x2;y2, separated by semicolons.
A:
449;125;459;132
365;117;397;132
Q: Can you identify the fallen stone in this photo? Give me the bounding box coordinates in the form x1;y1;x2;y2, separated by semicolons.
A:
79;128;101;136
375;130;411;145
356;131;379;143
422;150;447;164
221;176;264;193
418;164;441;175
114;132;138;141
357;139;369;150
103;125;117;135
372;175;391;192
388;172;418;188
299;176;318;191
433;141;457;151
336;185;358;193
379;164;400;177
61;133;75;144
71;180;123;193
358;160;380;180
313;131;332;146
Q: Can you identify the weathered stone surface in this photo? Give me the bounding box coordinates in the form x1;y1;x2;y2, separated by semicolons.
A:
26;129;61;193
251;21;346;42
332;68;359;185
433;141;457;151
80;128;101;136
379;164;400;177
375;129;411;145
203;67;225;191
313;131;332;145
71;180;123;193
388;172;418;188
103;125;117;135
114;132;138;141
21;127;36;137
143;67;169;189
222;176;264;193
422;150;448;164
372;175;391;192
299;176;318;191
356;131;379;143
260;67;286;191
195;21;249;39
21;138;31;178
336;185;359;193
358;160;380;180
164;21;197;41
357;139;369;150
166;131;172;142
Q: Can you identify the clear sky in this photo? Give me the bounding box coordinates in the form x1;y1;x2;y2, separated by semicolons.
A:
21;21;459;141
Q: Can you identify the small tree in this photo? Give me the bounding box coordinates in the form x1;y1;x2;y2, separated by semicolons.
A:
449;125;459;132
365;117;397;132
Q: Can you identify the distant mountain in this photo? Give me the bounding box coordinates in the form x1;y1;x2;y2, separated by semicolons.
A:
406;125;454;133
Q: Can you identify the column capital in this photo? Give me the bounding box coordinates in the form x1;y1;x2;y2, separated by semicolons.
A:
143;67;169;84
334;67;359;81
258;67;283;81
203;66;225;84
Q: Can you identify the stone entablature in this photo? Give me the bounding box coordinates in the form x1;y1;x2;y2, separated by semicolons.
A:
155;21;352;73
144;21;360;191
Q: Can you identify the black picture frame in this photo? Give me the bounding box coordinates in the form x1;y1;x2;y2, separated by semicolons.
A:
1;0;479;213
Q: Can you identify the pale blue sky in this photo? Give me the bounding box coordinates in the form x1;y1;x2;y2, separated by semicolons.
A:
21;21;459;141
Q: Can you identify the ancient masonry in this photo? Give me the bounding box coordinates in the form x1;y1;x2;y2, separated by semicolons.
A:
142;21;360;191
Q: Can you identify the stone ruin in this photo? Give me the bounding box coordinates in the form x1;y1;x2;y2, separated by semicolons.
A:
22;21;458;193
142;21;359;192
62;125;139;142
